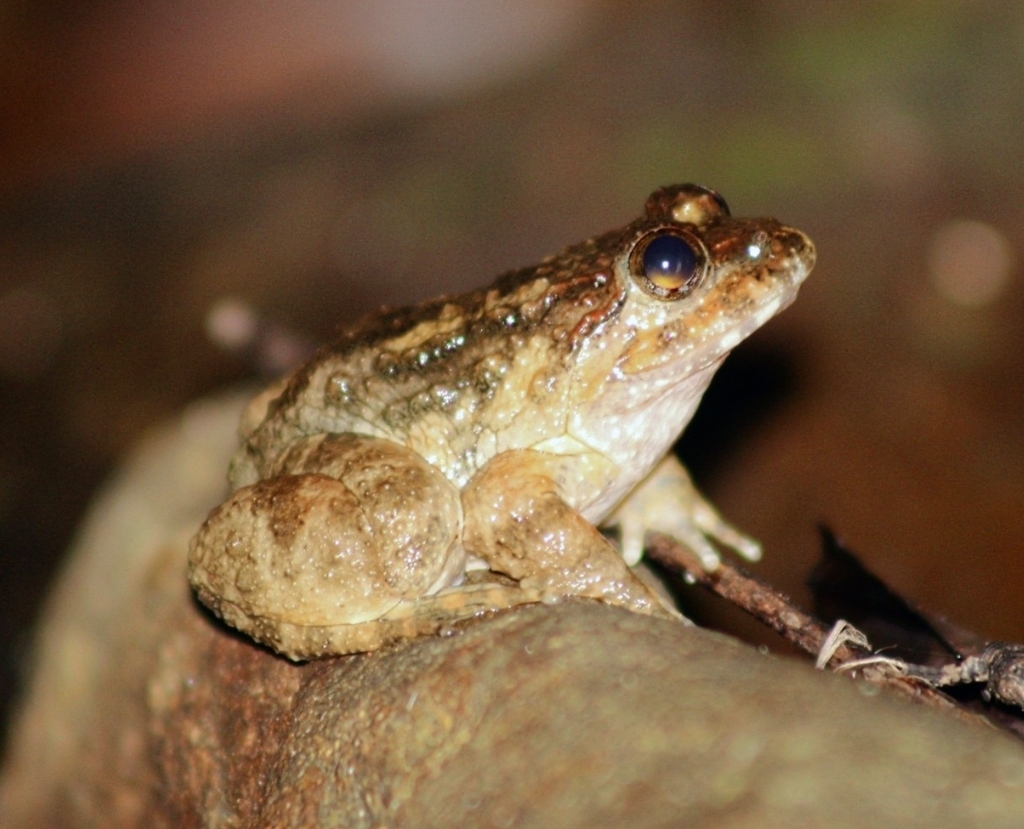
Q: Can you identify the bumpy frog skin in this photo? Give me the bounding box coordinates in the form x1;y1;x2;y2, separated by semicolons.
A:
188;185;815;659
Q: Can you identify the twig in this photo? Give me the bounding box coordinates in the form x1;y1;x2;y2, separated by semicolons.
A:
644;532;983;720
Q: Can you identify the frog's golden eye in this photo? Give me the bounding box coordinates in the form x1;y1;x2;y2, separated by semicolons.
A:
631;230;707;299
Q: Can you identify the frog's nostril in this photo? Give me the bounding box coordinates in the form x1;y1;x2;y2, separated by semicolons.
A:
745;230;770;260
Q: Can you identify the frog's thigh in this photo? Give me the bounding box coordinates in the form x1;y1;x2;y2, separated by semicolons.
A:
188;434;464;636
608;453;761;570
461;449;676;619
274;433;467;592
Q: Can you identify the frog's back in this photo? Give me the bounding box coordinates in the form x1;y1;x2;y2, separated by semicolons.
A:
231;227;634;489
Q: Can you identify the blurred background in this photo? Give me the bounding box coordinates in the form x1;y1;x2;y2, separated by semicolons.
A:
1;1;1023;735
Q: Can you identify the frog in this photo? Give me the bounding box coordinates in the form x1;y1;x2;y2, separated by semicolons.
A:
188;184;815;660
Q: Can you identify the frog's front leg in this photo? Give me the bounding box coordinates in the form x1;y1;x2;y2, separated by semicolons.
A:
461;449;678;619
188;433;465;655
608;453;762;571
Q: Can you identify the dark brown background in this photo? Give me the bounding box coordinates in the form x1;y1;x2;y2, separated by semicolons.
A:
2;1;1022;740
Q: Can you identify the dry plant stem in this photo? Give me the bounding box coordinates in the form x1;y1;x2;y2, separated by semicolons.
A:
644;532;863;666
644;532;991;722
907;644;1024;710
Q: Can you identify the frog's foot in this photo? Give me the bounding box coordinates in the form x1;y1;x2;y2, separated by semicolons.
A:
461;449;680;620
608;454;761;571
257;578;547;660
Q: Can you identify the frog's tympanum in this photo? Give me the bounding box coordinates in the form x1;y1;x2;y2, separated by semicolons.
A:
188;185;815;659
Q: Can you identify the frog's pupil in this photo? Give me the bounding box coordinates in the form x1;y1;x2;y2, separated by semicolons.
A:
642;234;698;283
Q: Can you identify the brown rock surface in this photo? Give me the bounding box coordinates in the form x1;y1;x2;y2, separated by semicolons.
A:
4;393;1024;829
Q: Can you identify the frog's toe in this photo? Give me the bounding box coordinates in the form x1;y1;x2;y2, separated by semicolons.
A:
687;497;762;563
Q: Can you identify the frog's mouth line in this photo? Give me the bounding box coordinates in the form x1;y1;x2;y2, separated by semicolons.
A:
702;250;812;354
711;287;794;355
655;263;808;379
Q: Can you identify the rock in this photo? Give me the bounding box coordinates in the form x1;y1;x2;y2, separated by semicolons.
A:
4;392;1024;828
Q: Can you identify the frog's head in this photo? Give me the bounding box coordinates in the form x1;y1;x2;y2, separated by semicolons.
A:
567;184;815;475
608;183;814;373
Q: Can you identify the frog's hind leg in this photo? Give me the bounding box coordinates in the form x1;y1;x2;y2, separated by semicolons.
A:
266;580;547;659
188;433;467;658
461;449;679;620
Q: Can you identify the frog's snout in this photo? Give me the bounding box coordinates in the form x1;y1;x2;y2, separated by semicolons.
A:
786;226;816;277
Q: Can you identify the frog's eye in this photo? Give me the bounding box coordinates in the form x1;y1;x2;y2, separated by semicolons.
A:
631;230;707;299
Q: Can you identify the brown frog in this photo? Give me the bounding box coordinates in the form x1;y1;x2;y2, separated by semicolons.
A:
188;184;815;659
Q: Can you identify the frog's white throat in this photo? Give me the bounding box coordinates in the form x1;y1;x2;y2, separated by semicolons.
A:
563;268;805;523
566;351;723;522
